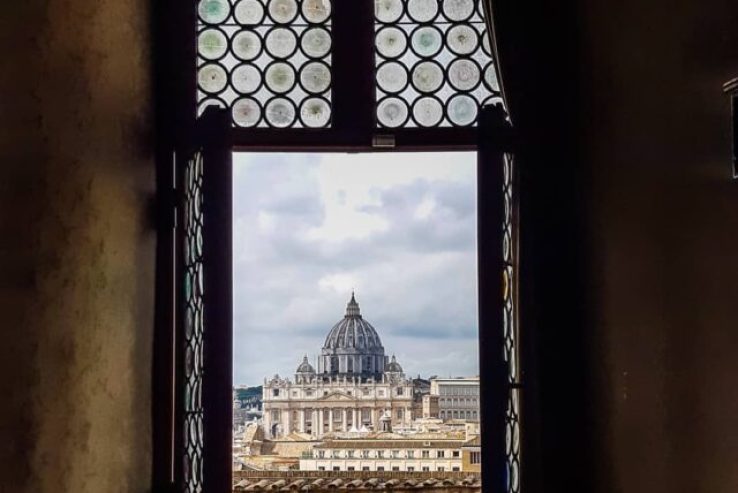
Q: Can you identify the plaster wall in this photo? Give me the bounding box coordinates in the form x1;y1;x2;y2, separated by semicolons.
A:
0;0;155;491
580;0;738;491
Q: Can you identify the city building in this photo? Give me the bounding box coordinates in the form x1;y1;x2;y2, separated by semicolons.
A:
430;377;480;421
299;435;465;472
262;295;414;438
461;436;481;473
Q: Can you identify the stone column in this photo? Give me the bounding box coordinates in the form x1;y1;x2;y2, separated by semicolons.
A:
328;408;334;432
312;409;318;437
352;408;358;428
317;408;324;437
299;409;305;433
282;409;291;435
341;408;347;431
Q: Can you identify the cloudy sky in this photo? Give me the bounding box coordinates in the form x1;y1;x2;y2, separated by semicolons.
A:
232;152;479;386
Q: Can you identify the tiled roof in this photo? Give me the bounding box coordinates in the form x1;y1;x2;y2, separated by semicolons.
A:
233;475;482;491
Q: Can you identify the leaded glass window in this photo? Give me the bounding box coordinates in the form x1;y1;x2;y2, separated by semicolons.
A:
197;0;333;127
374;0;501;127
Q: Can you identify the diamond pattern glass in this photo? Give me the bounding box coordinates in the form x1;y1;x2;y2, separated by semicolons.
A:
197;0;333;128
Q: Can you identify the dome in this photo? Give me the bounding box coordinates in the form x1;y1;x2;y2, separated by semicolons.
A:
385;355;403;373
296;355;315;374
323;293;384;351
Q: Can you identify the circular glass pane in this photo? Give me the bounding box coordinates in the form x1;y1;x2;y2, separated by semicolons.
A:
232;30;262;61
481;29;492;55
265;62;296;93
302;0;331;23
232;98;261;127
234;0;264;24
411;61;443;93
375;0;403;23
198;29;228;60
407;0;438;22
447;94;477;125
198;0;230;23
483;62;500;91
301;27;331;58
268;0;298;23
448;58;480;91
376;61;408;93
377;97;409;127
197;63;228;93
231;63;262;94
412;96;443;126
265;27;297;58
300;97;331;127
265;98;296;127
410;26;443;58
300;61;331;94
375;26;407;59
446;24;478;55
441;0;474;21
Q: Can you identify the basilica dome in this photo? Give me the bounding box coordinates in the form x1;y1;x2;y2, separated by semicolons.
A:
323;293;383;351
318;293;386;379
296;355;315;374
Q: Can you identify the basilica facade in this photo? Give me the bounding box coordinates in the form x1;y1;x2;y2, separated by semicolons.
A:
263;294;414;438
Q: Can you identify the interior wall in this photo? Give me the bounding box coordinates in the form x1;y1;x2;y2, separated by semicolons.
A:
580;0;738;491
0;0;155;491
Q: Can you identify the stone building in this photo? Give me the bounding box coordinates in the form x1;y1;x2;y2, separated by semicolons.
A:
263;295;414;438
430;377;480;421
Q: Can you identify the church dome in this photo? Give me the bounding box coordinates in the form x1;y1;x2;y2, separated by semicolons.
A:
385;355;403;373
323;293;384;351
296;355;315;374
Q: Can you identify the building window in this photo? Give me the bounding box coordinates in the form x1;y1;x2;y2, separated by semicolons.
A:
318;450;325;458
437;450;445;458
362;466;370;471
392;450;399;458
452;451;460;458
422;450;430;458
392;466;400;471
347;466;355;471
376;450;384;458
452;467;460;472
396;387;403;396
272;388;279;397
396;409;403;419
422;466;430;472
347;450;354;458
362;388;370;396
437;467;445;472
407;450;414;458
318;467;325;471
407;467;414;472
471;451;481;464
362;450;370;459
333;466;340;472
377;467;385;472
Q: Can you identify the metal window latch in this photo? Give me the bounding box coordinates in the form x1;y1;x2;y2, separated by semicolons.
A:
372;134;396;148
723;77;738;179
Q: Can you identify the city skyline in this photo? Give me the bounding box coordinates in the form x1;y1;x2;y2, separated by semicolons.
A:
233;152;479;386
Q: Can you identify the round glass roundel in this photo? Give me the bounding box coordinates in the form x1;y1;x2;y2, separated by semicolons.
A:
375;0;403;23
266;97;297;127
448;58;481;91
411;61;444;93
300;27;331;58
446;24;478;55
198;0;230;24
268;0;298;23
484;62;500;91
377;97;409;127
232;97;261;126
407;0;438;22
232;30;262;61
442;0;475;21
302;0;331;23
234;0;264;24
231;63;262;94
376;61;408;93
198;28;228;60
410;26;443;58
265;62;296;93
197;63;228;93
376;26;407;59
265;27;298;58
482;29;492;55
300;97;331;127
447;94;477;126
412;96;444;127
300;61;331;94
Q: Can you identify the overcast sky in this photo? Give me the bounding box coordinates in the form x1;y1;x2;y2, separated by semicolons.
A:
232;152;479;386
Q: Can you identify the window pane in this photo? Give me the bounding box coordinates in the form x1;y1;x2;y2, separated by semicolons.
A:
374;0;502;127
197;0;332;128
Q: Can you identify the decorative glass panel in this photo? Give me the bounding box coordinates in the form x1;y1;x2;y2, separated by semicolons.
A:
502;153;520;493
197;0;333;128
183;150;205;493
374;0;502;128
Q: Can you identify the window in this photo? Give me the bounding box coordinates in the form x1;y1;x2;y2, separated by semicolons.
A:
333;466;340;472
422;466;430;472
347;450;354;458
396;387;403;396
347;466;355;471
392;450;399;458
437;450;444;458
437;467;445;472
376;450;384;458
362;450;370;459
407;467;414;472
470;451;481;464
318;466;325;471
377;467;385;472
318;450;325;458
172;2;519;490
421;450;429;459
452;467;460;472
362;466;370;471
452;450;460;458
392;466;400;471
406;450;414;458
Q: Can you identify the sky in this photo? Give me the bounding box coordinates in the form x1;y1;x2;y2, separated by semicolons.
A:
232;152;479;386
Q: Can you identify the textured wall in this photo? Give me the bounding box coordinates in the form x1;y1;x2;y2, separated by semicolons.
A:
580;0;738;491
0;0;154;491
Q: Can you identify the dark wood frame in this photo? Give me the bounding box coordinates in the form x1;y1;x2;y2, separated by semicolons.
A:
152;1;518;492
